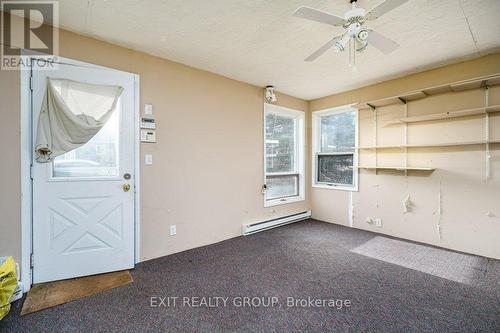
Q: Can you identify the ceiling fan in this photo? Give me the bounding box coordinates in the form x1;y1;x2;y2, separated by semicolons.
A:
293;0;409;66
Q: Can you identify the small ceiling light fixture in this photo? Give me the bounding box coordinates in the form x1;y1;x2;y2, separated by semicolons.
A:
265;86;277;103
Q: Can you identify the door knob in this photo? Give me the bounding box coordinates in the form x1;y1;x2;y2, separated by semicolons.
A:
122;184;131;192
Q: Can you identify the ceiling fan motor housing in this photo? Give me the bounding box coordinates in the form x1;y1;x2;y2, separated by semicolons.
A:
344;7;366;25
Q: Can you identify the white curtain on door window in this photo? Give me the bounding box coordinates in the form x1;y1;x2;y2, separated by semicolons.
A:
35;78;123;162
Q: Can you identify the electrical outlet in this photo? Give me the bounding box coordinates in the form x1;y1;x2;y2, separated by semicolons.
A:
366;217;382;227
169;225;176;236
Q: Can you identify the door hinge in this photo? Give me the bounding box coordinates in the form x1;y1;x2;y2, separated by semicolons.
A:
29;75;33;91
30;165;34;180
30;253;34;268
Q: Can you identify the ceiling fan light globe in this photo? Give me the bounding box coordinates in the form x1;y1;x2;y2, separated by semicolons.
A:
356;40;368;53
334;34;351;52
357;29;369;41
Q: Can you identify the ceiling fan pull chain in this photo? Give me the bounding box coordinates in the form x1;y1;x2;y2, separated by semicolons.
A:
348;38;355;69
353;40;356;69
348;38;352;67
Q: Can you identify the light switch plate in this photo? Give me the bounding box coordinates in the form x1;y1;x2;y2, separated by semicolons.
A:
170;225;176;236
144;103;153;115
145;154;153;165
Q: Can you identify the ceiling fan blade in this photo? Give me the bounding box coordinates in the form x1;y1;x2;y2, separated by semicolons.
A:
366;0;409;20
367;30;399;54
304;36;342;62
293;6;345;27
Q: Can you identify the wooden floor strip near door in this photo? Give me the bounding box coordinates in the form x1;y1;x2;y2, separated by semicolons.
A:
21;270;133;315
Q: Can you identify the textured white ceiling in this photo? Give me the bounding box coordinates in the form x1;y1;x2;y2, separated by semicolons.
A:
57;0;500;100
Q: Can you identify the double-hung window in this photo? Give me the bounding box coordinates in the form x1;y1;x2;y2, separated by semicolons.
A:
312;106;358;191
264;104;305;206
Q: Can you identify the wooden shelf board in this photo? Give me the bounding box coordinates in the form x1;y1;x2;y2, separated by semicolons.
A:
400;91;427;101
486;77;500;86
356;73;500;111
355;140;500;150
385;104;500;125
355;145;403;149
406;141;498;148
358;97;404;110
487;105;500;113
451;81;483;92
354;166;436;171
423;85;451;95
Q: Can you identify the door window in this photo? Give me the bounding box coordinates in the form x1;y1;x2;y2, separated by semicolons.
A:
52;107;120;178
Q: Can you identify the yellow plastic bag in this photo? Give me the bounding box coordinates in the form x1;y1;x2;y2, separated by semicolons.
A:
0;256;17;320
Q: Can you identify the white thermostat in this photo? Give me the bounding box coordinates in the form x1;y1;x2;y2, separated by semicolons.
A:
141;130;156;143
141;117;156;129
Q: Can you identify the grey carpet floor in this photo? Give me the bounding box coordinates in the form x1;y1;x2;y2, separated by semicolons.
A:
350;236;490;285
1;219;499;332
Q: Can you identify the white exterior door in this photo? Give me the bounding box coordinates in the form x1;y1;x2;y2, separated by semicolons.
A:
31;58;137;283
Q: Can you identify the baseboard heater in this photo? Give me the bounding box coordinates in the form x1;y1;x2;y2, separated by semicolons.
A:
242;210;311;235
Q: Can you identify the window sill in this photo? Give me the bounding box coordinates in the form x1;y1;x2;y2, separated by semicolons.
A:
264;195;304;207
312;184;358;192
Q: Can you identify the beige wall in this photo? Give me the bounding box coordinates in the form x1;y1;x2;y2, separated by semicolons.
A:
310;53;500;259
0;70;21;264
0;25;310;268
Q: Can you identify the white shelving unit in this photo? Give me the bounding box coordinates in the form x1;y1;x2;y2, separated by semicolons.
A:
354;73;500;175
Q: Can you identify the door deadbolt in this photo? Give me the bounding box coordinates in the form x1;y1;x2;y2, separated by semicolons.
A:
123;173;131;180
122;184;131;192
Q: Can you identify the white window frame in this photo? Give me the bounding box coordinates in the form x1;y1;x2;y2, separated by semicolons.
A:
264;103;305;207
312;105;359;191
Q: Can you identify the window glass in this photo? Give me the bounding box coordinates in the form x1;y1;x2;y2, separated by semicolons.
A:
264;105;304;204
320;111;355;153
266;175;299;200
314;108;357;189
265;112;295;173
317;154;354;185
53;109;120;178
